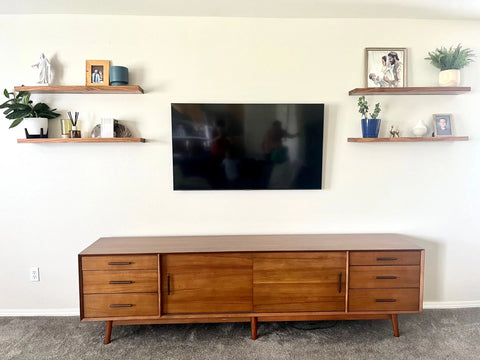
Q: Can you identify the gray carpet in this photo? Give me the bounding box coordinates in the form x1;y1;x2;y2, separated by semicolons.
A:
1;309;479;360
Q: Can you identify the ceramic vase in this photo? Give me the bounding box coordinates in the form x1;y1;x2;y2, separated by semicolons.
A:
439;69;460;87
412;119;428;137
110;66;129;86
361;118;381;138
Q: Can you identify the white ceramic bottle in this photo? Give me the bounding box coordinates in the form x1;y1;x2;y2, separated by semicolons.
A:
412;119;428;137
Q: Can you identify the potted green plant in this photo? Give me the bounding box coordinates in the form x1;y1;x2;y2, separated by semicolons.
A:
424;44;475;86
0;89;60;138
358;96;381;138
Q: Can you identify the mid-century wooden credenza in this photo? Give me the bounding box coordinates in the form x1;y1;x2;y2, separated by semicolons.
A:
78;234;424;344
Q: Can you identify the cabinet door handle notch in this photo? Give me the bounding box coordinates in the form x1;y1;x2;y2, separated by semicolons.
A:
167;273;171;295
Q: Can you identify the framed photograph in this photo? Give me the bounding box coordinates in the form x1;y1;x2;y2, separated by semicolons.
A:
433;114;454;136
365;48;407;88
86;60;110;86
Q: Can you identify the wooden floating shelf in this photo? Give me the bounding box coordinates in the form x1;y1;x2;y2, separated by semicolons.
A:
17;138;146;144
348;87;471;96
14;85;144;94
348;136;469;143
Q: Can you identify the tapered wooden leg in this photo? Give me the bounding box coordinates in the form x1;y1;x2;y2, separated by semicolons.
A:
104;321;113;344
251;317;258;340
391;314;399;337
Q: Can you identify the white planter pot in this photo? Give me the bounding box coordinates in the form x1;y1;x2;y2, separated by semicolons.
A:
22;117;48;138
439;69;461;87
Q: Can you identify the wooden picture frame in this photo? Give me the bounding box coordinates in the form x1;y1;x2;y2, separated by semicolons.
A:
433;114;454;136
86;60;110;86
365;48;407;88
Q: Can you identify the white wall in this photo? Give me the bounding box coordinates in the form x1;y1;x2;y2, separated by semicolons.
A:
0;15;479;312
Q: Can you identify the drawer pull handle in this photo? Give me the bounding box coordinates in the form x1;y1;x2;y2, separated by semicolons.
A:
375;299;397;303
167;273;171;295
109;304;133;308
375;276;397;280
108;262;132;265
338;272;342;293
376;257;397;261
109;281;133;284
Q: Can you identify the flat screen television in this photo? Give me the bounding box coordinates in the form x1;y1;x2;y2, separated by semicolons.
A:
172;103;324;190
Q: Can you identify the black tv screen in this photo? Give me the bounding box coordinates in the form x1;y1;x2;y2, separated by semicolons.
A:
172;103;324;190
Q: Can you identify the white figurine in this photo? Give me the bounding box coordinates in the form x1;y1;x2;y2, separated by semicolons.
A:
31;53;52;85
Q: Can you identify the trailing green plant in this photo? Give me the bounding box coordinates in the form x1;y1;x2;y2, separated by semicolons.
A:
0;89;60;128
425;44;475;71
358;96;381;119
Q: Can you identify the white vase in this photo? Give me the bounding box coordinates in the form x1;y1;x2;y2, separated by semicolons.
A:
439;69;461;87
22;117;48;138
412;119;428;137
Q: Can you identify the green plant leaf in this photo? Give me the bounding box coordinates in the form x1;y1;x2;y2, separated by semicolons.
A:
2;89;60;126
6;108;32;120
425;44;475;70
32;103;49;112
8;103;30;111
43;111;60;119
357;96;369;118
20;93;31;104
9;118;24;128
3;89;8;98
0;99;13;109
15;91;28;99
33;103;60;119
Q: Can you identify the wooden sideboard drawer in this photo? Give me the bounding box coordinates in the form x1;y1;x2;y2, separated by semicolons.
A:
350;251;421;266
349;266;420;289
83;293;158;318
349;289;419;311
82;270;158;294
82;255;158;271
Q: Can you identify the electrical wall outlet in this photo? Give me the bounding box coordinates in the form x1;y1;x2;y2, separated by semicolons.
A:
30;267;40;282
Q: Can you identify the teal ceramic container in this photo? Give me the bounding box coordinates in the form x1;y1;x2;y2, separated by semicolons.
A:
110;66;129;86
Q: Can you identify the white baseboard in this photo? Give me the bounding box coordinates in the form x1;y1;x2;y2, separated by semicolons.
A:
0;308;79;316
0;302;479;316
423;301;480;309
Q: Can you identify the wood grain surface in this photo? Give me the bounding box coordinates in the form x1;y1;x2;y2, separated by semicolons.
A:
79;234;423;255
161;253;253;314
83;293;158;318
349;289;420;311
348;86;470;95
18;137;146;143
14;85;144;94
82;270;158;294
253;252;345;312
349;266;420;289
349;251;421;266
82;255;158;270
347;136;469;143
